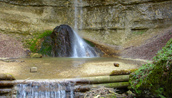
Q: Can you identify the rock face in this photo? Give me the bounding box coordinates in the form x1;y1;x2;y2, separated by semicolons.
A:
41;25;98;57
51;25;73;57
0;0;172;58
79;0;172;46
0;0;74;35
0;33;26;58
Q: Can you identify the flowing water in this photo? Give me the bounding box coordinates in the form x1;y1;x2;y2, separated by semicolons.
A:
71;31;98;58
15;81;74;98
72;0;94;58
74;0;78;30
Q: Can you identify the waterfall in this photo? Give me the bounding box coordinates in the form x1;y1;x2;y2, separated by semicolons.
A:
50;25;98;58
15;81;74;98
72;0;95;58
74;0;83;30
72;30;97;58
79;0;83;30
74;0;78;30
39;0;99;58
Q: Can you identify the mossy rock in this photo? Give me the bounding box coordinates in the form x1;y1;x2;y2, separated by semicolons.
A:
129;38;172;98
24;30;54;57
0;73;15;80
30;53;42;58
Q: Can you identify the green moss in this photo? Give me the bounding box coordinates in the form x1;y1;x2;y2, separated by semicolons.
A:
129;38;172;98
26;30;52;53
84;39;95;47
38;36;53;56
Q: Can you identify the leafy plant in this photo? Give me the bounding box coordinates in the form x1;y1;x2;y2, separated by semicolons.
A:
26;30;52;52
129;38;172;97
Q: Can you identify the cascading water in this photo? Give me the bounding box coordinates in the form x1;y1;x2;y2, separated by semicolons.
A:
15;81;74;98
72;30;97;58
72;0;95;57
74;0;78;30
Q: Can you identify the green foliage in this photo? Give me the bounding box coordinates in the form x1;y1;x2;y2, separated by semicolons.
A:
38;36;53;56
129;38;172;98
84;39;95;47
26;30;52;52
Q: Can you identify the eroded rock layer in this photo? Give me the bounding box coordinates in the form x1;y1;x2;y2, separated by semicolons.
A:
0;0;172;58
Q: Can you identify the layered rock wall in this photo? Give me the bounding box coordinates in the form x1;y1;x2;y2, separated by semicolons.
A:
0;0;74;37
0;0;172;56
78;0;172;46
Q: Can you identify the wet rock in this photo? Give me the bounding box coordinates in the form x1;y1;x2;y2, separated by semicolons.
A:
114;63;119;67
0;73;15;80
51;25;73;57
30;67;37;73
45;24;99;57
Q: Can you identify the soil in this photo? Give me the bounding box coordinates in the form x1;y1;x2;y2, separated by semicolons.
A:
0;33;27;58
121;27;172;60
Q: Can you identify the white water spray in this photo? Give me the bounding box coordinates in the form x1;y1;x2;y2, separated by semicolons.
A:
74;0;78;30
71;30;97;58
79;0;83;29
72;0;97;58
16;81;74;98
74;0;83;30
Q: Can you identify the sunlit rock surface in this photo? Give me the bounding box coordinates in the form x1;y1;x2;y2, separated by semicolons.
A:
0;0;171;44
0;0;172;58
